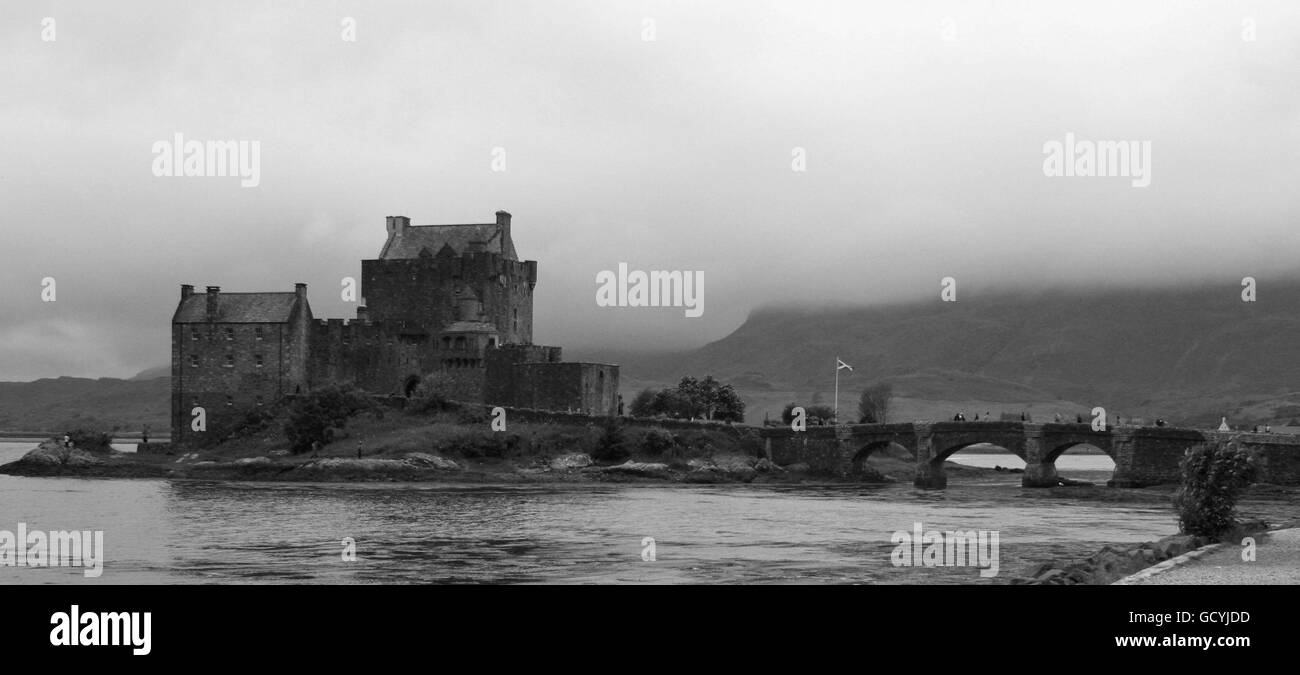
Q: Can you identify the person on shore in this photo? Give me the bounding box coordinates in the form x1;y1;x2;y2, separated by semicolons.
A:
1054;413;1062;423
142;425;150;444
1020;412;1026;421
1075;413;1082;424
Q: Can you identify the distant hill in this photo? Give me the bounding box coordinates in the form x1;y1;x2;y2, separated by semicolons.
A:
599;281;1300;427
0;377;170;433
130;365;171;381
10;281;1300;432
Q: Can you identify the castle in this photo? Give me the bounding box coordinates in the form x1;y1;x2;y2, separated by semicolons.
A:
170;211;619;445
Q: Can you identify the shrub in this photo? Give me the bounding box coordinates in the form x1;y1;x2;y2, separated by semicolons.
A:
592;418;629;463
457;407;489;426
1174;441;1257;539
284;384;374;454
409;373;458;414
640;429;676;457
66;429;113;453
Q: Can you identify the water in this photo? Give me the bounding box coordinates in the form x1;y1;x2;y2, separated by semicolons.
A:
0;442;1181;584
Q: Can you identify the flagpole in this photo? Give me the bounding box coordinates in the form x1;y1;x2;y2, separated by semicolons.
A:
834;357;840;424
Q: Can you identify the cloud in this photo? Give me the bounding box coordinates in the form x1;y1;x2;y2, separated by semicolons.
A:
2;1;1299;378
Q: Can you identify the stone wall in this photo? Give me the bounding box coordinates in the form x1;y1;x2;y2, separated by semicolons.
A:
171;321;308;447
360;251;535;345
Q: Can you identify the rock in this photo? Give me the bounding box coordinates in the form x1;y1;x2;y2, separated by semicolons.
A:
1152;535;1196;560
234;457;272;466
403;452;461;471
595;461;672;479
20;441;102;467
303;458;408;472
783;462;811;474
269;449;290;457
1037;569;1065;582
753;458;785;473
1022;562;1053;579
548;453;593;471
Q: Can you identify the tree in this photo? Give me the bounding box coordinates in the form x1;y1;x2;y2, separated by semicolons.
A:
632;376;746;422
857;383;893;424
1174;441;1256;539
284;384;374;454
628;388;657;417
592;417;629;463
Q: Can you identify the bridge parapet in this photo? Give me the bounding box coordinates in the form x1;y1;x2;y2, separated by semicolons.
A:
759;421;1300;488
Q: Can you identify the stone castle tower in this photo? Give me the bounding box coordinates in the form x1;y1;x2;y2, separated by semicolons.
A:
170;211;618;446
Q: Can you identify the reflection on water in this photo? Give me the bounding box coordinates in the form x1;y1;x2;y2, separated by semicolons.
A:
0;442;1177;584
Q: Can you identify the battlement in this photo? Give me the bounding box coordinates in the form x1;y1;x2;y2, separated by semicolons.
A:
171;211;618;448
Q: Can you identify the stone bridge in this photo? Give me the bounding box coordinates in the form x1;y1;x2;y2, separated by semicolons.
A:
759;421;1300;488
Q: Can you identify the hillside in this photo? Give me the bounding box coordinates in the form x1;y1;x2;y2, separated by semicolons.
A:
8;281;1300;432
594;280;1300;427
0;377;170;433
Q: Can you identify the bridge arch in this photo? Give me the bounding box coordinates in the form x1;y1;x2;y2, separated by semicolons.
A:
850;440;913;476
1045;441;1114;464
933;441;1026;465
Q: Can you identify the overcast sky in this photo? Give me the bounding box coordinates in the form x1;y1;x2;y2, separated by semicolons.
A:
2;0;1299;380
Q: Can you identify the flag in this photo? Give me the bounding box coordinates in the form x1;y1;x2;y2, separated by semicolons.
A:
836;358;853;371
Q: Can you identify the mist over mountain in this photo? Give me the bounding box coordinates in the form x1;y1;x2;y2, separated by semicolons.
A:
584;279;1300;425
6;280;1300;432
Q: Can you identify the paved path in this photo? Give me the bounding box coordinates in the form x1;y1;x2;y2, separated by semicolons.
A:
1125;528;1300;585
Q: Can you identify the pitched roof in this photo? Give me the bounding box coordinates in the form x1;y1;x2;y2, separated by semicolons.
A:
378;223;517;261
173;292;301;323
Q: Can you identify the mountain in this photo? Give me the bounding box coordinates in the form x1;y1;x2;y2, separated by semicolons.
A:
0;376;170;433
600;280;1300;427
131;365;171;381
7;280;1300;432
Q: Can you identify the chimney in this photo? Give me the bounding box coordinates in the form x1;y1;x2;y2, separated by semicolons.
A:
181;284;194;300
356;305;368;322
295;282;307;301
496;210;511;253
386;215;410;236
205;286;220;321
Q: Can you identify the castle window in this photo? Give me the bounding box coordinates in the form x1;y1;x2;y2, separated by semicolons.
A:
488;338;497;348
191;398;199;407
191;327;200;341
226;396;233;407
256;396;263;406
190;354;199;368
454;336;466;349
225;327;235;341
255;354;264;368
442;337;451;349
225;354;234;368
255;326;264;341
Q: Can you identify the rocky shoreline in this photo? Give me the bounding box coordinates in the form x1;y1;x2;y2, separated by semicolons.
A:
0;439;851;484
1006;520;1271;585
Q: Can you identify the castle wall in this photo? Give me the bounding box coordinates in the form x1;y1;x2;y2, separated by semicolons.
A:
171;321;305;446
307;319;435;396
360;251;536;345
